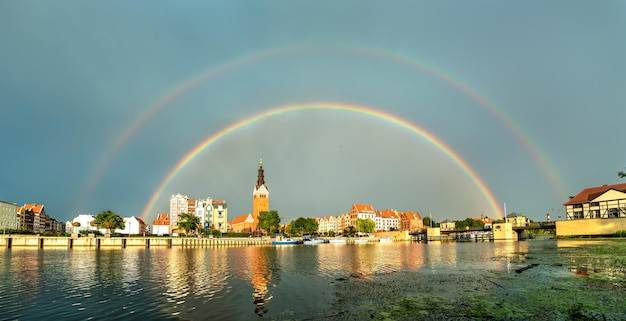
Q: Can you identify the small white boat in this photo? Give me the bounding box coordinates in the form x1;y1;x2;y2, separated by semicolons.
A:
303;236;325;245
379;237;393;242
328;237;347;244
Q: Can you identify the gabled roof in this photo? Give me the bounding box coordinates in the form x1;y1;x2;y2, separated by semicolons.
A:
352;203;375;213
153;213;170;225
19;204;44;214
564;183;626;205
403;211;422;220
379;210;398;219
589;188;626;202
230;213;254;224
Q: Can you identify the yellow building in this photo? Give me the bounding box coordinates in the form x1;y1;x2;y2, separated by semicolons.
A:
440;219;456;231
505;213;530;227
210;199;228;233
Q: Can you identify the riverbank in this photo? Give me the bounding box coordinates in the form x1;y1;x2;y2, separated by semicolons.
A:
0;235;270;248
307;239;626;321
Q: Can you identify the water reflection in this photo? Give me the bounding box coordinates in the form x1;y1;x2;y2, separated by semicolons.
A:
248;247;276;317
161;248;232;317
2;240;625;320
312;243;427;279
492;240;530;273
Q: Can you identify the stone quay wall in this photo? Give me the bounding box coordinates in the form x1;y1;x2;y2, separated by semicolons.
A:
0;236;271;249
556;217;626;237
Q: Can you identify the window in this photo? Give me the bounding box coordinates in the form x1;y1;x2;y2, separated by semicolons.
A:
590;202;599;207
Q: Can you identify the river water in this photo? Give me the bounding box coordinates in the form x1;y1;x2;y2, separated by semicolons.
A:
1;239;625;320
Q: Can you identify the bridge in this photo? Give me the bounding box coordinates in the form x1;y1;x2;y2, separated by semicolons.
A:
410;221;557;242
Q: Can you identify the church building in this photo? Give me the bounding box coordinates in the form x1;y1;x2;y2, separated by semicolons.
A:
252;158;269;231
229;158;270;233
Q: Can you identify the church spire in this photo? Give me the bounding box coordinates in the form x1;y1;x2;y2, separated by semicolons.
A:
256;158;265;189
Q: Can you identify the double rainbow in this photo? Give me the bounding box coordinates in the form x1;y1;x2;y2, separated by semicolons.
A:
74;43;565;220
139;103;504;220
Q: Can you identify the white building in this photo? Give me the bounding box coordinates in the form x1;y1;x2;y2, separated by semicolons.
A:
195;197;213;231
115;216;147;235
377;210;400;232
0;201;18;231
152;214;170;235
564;183;626;220
68;214;105;234
170;193;189;227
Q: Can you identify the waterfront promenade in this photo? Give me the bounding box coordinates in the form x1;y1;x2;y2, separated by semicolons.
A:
0;235;271;248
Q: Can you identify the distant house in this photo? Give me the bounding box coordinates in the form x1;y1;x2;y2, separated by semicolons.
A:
0;201;18;231
564;183;626;220
229;213;254;233
440;219;456;231
18;204;46;233
474;217;495;229
115;216;147;235
317;215;344;235
400;211;423;232
349;203;376;227
152;213;170;235
68;214;105;234
209;199;228;233
506;213;529;227
377;210;399;232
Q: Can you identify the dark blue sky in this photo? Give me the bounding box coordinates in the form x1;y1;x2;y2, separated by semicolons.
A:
2;1;625;223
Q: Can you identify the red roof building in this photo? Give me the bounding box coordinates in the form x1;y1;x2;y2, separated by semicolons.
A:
564;183;626;220
17;204;47;233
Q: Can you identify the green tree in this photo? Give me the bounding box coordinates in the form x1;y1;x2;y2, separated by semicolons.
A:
619;167;626;178
258;210;281;235
423;216;438;228
94;210;125;234
356;218;375;234
177;213;200;236
291;217;319;236
344;226;356;237
455;218;485;230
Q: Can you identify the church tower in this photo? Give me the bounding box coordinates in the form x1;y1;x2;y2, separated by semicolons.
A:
252;158;269;231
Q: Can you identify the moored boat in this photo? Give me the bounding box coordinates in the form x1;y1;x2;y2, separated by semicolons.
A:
272;236;300;245
328;237;347;244
379;237;393;242
303;236;326;245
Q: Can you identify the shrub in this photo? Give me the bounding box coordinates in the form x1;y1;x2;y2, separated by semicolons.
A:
613;230;626;237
